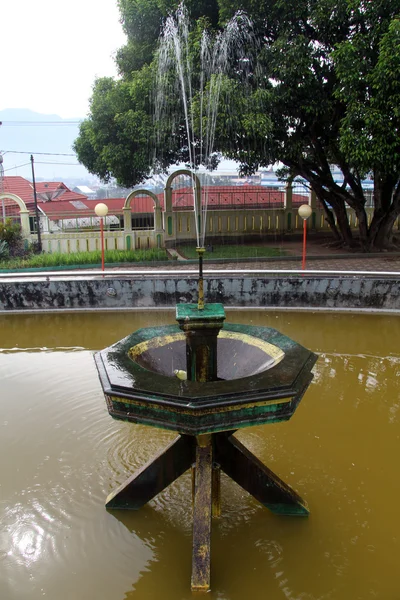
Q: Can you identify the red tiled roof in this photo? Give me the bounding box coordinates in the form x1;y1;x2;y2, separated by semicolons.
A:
33;182;88;204
155;185;286;209
2;179;309;219
36;182;65;193
2;177;88;208
39;190;87;204
155;186;308;209
39;187;309;218
39;198;126;217
39;197;156;217
2;176;34;203
125;195;159;212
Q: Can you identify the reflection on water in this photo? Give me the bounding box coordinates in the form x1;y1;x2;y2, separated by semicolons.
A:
0;311;399;600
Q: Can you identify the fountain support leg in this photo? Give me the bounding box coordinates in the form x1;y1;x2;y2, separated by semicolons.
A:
211;465;221;518
105;434;195;510
215;433;309;516
105;431;308;514
191;434;213;592
104;429;309;592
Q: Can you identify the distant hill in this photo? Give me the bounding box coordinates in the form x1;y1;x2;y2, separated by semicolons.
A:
0;109;92;182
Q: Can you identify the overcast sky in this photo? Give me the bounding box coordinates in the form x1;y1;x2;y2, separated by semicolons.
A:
1;0;127;118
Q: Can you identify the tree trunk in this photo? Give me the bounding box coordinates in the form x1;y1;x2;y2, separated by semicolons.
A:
354;207;369;250
367;178;400;249
366;209;385;250
311;186;344;242
322;206;341;241
372;211;400;249
334;202;354;247
291;165;400;250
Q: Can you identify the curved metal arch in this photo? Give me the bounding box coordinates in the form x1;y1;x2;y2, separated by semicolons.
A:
164;169;201;213
165;169;201;190
0;192;28;213
124;189;160;210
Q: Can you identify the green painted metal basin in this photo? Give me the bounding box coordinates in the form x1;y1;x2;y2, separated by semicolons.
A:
94;323;317;435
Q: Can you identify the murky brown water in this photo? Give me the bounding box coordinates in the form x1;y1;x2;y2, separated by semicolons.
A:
0;310;399;600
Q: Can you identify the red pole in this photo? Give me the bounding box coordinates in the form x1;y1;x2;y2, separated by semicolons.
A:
100;217;105;271
302;218;307;270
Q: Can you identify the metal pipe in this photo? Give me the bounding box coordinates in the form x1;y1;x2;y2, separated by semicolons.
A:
100;217;105;272
196;247;205;310
302;218;307;270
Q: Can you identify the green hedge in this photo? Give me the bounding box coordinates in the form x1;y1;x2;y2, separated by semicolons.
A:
0;248;168;269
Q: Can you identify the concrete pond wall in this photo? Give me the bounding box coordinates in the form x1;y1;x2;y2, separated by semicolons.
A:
0;274;399;312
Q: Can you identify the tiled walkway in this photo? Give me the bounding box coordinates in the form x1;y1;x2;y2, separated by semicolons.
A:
219;255;400;272
110;240;400;273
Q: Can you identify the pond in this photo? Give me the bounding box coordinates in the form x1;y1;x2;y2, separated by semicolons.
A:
0;310;399;600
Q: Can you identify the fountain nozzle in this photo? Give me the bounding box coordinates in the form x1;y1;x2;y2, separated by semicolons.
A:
196;247;206;310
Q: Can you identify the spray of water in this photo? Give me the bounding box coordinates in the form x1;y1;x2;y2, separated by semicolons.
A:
155;4;253;247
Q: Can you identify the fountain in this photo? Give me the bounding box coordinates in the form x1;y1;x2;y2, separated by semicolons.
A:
95;247;317;591
95;6;317;591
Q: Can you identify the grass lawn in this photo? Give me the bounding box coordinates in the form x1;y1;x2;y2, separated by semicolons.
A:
0;248;169;270
177;244;287;260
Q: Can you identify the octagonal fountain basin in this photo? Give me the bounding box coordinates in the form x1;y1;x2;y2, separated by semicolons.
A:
95;323;317;435
129;329;285;380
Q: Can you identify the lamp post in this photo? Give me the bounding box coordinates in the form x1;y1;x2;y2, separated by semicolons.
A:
298;204;312;270
30;155;42;252
95;203;109;271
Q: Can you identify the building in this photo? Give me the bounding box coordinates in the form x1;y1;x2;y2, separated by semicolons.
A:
72;185;97;199
0;170;386;254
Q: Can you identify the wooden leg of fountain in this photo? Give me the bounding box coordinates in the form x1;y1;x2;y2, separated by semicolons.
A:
211;465;221;518
105;434;195;510
215;432;309;516
105;428;308;593
191;434;213;592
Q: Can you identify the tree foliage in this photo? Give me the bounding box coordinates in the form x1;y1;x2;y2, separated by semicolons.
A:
0;218;24;257
0;218;21;245
74;70;155;185
74;1;215;186
74;0;400;249
214;0;400;248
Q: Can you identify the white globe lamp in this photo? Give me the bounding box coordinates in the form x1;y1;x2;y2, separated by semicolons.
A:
95;203;109;218
298;204;312;220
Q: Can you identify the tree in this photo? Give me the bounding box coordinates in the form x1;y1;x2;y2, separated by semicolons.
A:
74;70;155;186
74;0;400;249
213;0;400;249
0;218;23;257
74;1;215;187
334;15;400;248
115;0;219;76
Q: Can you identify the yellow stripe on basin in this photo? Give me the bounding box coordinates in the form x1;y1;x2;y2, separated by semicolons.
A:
129;332;184;360
107;394;292;414
219;331;285;363
129;330;285;365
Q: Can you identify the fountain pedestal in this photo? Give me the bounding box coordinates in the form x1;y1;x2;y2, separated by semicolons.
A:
95;314;317;592
176;302;225;382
